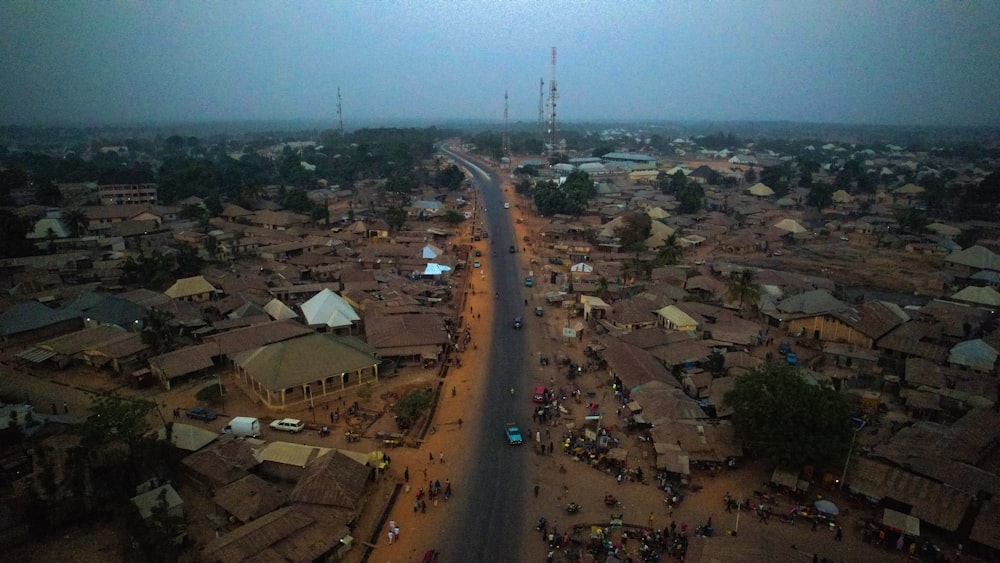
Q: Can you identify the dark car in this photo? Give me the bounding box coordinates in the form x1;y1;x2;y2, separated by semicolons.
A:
513;317;523;329
509;245;516;253
185;406;218;421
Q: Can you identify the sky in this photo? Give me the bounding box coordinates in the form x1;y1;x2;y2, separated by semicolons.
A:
2;1;999;127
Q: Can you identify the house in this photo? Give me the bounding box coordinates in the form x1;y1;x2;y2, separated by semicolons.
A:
290;450;372;511
0;301;83;344
164;276;218;302
131;484;184;531
363;312;450;362
213;474;286;524
248;210;311;231
948;339;998;373
181;436;261;494
232;333;381;408
656;305;699;332
300;288;360;330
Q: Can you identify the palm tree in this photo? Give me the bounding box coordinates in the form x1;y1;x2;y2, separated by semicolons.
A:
62;208;89;237
654;233;683;266
726;269;760;315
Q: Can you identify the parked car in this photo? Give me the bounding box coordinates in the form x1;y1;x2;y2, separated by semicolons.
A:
185;406;217;421
503;202;510;209
524;277;533;287
270;418;306;433
535;306;544;317
513;317;523;329
474;249;482;257
473;260;481;268
533;386;547;403
779;340;791;355
505;422;523;445
786;352;798;366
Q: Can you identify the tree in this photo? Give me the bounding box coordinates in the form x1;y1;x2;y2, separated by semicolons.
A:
724;364;853;470
726;269;760;314
806;182;834;211
435;164;465;191
141;309;176;356
384;204;408;232
83;393;157;488
120;251;175;290
653;233;683;266
744;167;757;185
442;209;466;224
395;387;434;421
0;209;34;258
62;208;89;238
614;212;652;252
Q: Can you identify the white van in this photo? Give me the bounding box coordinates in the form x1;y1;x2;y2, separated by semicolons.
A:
222;416;261;438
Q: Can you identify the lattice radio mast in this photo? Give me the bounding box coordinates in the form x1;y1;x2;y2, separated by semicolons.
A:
548;47;558;157
538;77;545;141
337;87;344;135
502;89;511;160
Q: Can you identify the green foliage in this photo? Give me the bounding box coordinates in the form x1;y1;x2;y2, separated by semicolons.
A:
394;387;434;420
195;382;224;403
0;209;35;258
120;250;175;290
894;208;930;233
514;177;532;194
436;164;465;191
744;168;757;184
615;212;652;252
141;309;176;356
726;269;760;312
443;209;466;224
131;489;186;563
806;182;834;210
654;233;684;266
724;364;853;470
534;171;595;216
384;204;409;232
707;350;726;377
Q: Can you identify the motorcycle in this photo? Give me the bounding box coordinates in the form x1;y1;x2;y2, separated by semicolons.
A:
536;517;547;531
604;495;621;507
565;502;581;514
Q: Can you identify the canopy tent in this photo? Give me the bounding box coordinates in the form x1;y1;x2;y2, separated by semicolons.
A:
832;189;854;203
814;499;839;516
773;218;807;234
570;262;594;273
422;263;452;276
882;508;920;537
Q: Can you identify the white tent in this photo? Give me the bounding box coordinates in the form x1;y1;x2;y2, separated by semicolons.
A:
422;263;451;276
773;218;807;234
570;262;594;273
300;288;360;328
422;244;444;259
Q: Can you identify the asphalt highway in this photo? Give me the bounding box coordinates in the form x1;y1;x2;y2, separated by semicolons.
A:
436;146;531;561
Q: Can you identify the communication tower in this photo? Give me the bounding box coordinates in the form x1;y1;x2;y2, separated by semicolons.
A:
538;77;545;141
337;87;344;135
548;47;558;157
502;89;511;161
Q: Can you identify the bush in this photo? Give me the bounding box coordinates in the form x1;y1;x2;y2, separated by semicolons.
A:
195;382;225;403
394;387;434;420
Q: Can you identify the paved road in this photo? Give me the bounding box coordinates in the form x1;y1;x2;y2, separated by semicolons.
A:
436;147;531;561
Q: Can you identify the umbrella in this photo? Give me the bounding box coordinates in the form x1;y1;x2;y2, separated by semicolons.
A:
814;499;839;516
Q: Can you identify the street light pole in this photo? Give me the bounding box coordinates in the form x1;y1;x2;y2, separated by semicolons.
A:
839;417;866;491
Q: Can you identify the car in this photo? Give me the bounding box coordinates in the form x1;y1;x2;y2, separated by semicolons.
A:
505;422;523;444
509;245;517;253
185;406;217;421
504;202;510;209
532;386;547;403
548;257;564;265
786;352;798;366
473;260;481;268
481;231;489;239
535;306;544;316
772;250;784;256
513;317;523;329
779;340;791;355
474;249;482;257
474;235;481;241
524;277;533;287
270;418;306;433
839;235;850;241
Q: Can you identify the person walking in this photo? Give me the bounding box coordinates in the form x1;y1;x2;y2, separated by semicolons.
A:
439;451;445;463
648;512;655;525
404;467;409;482
835;526;843;541
63;402;68;414
534;484;540;498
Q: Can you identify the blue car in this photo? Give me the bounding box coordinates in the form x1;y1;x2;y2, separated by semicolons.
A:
505;422;523;445
786;351;798;366
185;406;218;421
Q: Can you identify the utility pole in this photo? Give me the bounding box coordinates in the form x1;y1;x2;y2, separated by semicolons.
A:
537;77;545;143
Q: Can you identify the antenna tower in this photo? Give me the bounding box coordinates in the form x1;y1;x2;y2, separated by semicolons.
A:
538;77;545;141
502;89;510;160
548;47;558;157
337;87;344;135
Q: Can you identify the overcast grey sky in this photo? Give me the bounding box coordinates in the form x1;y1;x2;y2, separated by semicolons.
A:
2;1;999;127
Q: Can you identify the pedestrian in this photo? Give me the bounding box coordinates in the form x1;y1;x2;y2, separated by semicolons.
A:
896;535;905;550
439;451;445;463
63;402;68;413
429;452;433;462
670;520;676;536
648;512;655;525
421;500;426;513
330;412;335;424
812;518;818;531
388;530;394;545
51;403;57;415
835;526;843;541
534;484;540;498
173;408;179;418
404;467;409;482
458;418;463;429
549;441;553;454
423;467;427;479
